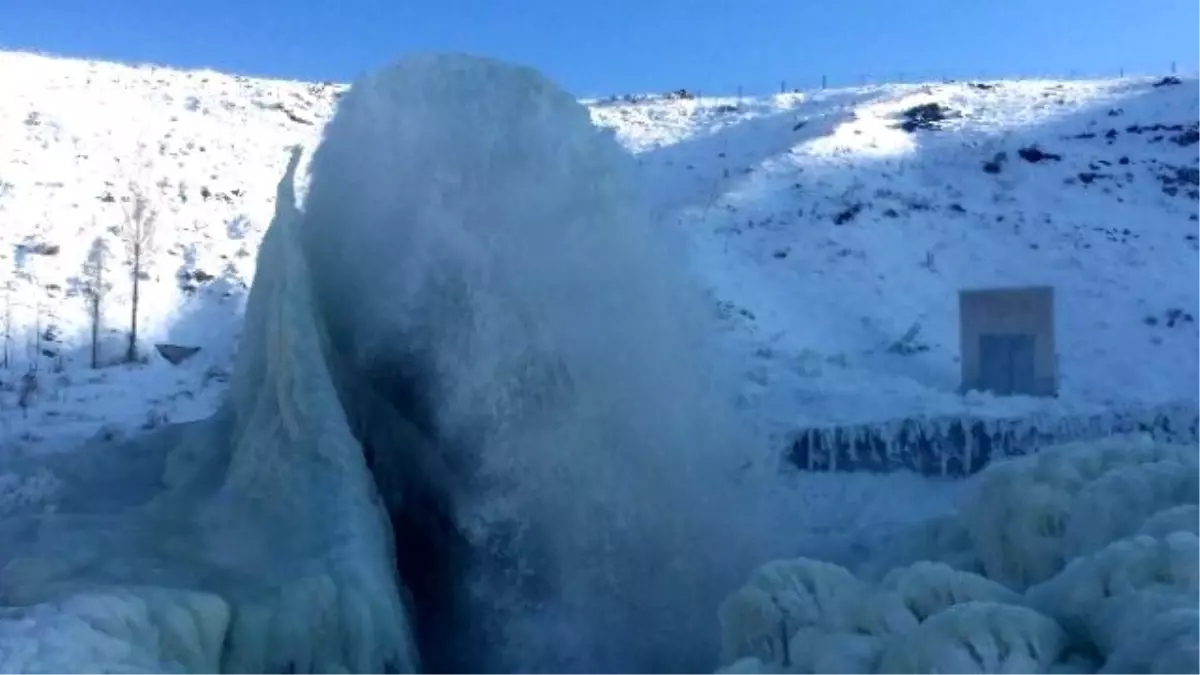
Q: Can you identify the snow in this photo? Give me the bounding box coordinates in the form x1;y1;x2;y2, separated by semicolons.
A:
717;434;1199;674
0;50;336;451
0;49;1195;673
1;51;1195;454
0;51;972;674
592;79;1199;439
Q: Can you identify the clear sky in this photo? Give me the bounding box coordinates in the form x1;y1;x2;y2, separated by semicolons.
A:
1;0;1197;96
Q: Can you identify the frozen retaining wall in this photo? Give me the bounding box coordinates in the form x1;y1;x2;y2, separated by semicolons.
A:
785;401;1199;477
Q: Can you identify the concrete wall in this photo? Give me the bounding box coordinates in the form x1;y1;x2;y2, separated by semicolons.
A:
959;286;1057;396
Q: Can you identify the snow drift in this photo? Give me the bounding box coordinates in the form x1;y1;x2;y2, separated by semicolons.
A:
717;434;1200;674
0;54;790;673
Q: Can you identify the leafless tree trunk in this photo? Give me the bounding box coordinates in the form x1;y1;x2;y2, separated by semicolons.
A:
121;185;156;363
82;236;111;369
91;286;102;369
33;300;41;363
18;368;38;419
1;282;10;370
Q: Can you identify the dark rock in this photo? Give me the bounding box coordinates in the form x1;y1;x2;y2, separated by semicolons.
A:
1118;156;1130;165
1105;129;1119;140
20;242;60;256
898;103;960;132
883;208;900;218
982;151;1007;174
1165;308;1195;328
155;344;202;366
1177;167;1200;186
284;109;314;125
1173;125;1199;147
1018;146;1062;163
1127;122;1187;136
1153;76;1183;87
177;268;217;292
833;203;863;225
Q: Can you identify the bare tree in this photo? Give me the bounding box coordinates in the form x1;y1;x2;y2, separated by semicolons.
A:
30;297;42;365
120;184;156;363
81;235;112;369
18;366;38;419
2;280;11;370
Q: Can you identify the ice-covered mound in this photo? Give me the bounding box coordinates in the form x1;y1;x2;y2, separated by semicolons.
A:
296;52;791;674
716;434;1200;674
0;143;418;673
0;53;787;673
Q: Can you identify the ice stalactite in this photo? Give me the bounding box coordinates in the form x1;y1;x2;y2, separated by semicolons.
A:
787;400;1199;476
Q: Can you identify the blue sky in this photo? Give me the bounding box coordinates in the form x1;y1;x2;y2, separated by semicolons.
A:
1;0;1197;96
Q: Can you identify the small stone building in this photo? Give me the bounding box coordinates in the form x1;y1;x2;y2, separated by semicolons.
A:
959;285;1058;396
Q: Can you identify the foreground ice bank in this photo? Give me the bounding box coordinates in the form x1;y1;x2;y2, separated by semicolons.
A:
718;435;1199;674
0;53;770;673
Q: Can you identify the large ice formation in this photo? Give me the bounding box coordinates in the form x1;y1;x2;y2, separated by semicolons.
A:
0;145;417;674
0;54;786;673
716;435;1200;674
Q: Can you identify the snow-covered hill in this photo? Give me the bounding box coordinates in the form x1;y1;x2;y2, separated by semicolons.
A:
0;51;340;447
591;79;1199;434
0;50;1196;453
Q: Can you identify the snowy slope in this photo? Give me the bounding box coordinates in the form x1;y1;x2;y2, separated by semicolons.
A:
591;79;1199;436
0;50;1196;454
0;51;341;449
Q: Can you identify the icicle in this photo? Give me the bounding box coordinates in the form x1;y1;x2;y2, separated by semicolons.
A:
960;418;973;475
806;430;817;472
882;419;899;466
855;425;869;469
830;427;841;472
782;399;1197;477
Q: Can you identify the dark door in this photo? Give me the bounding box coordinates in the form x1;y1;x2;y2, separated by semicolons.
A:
979;333;1036;395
